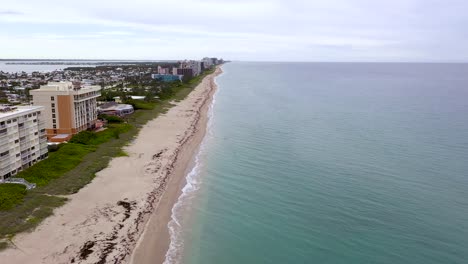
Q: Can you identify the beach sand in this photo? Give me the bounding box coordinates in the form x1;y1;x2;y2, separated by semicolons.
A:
0;66;222;264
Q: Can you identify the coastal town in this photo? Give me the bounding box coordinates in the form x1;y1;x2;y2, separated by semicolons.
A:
0;57;223;182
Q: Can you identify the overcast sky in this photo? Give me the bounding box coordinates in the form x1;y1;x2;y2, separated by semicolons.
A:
1;0;467;61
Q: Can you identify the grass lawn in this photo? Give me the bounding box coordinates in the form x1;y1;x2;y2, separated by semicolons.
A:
0;184;27;211
0;67;216;249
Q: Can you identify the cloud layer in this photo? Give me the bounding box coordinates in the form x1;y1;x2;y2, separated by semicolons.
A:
1;0;467;61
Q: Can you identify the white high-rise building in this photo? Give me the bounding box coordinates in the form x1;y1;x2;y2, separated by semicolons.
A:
0;105;48;180
202;57;213;69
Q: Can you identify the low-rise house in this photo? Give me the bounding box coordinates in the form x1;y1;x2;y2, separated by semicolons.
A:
98;102;134;117
151;74;182;82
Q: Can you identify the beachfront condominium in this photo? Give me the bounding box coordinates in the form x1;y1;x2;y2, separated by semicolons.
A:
202;57;213;69
180;60;202;76
0;105;48;180
30;81;101;142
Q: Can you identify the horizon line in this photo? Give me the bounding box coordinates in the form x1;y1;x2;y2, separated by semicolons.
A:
1;59;468;64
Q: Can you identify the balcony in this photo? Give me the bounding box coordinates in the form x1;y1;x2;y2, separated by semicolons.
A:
0;155;10;163
0;136;11;145
0;169;10;177
19;141;30;149
19;129;28;138
21;156;32;163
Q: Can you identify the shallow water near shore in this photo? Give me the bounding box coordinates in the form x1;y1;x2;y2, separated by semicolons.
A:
170;62;468;264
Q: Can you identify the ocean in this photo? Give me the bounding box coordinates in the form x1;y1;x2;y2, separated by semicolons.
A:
168;62;468;264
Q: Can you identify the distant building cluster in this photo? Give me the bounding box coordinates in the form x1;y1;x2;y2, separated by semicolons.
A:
151;57;223;82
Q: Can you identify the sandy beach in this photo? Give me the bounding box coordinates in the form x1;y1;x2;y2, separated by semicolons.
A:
0;66;222;264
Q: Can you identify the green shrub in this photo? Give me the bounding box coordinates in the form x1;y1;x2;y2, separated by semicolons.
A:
99;114;124;123
87;124;131;145
124;99;155;110
0;241;8;250
0;184;27;211
69;131;97;145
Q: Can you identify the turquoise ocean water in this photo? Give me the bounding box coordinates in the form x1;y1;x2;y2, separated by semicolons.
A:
166;62;468;264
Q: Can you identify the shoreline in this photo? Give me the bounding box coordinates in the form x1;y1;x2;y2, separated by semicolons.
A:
130;66;221;264
0;66;222;264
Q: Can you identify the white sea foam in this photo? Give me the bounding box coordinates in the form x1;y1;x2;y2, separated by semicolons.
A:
163;74;220;264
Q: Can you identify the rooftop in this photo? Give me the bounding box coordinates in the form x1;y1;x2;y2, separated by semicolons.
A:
0;105;43;119
52;134;70;139
98;102;133;111
32;81;100;93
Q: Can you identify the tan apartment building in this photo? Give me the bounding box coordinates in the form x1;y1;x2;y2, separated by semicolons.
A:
0;105;48;180
30;82;101;142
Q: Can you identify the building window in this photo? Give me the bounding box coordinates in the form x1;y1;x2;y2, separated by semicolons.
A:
53;129;57;133
52;114;56;118
7;120;11;124
16;153;20;157
52;109;55;113
14;139;19;143
51;96;55;101
12;119;17;122
53;125;56;129
52;119;56;124
51;103;55;108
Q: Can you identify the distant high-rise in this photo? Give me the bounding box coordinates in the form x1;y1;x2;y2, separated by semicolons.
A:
176;68;194;79
210;58;219;65
180;60;202;76
202;57;213;69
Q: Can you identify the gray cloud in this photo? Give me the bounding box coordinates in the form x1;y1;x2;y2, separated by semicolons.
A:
0;10;24;16
0;0;467;61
